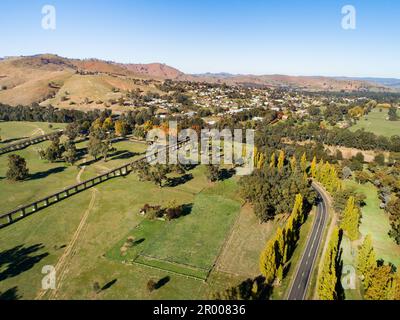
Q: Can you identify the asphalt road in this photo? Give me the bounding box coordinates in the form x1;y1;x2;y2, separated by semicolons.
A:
287;182;329;300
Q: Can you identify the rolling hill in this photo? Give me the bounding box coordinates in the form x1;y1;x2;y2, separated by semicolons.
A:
0;54;396;110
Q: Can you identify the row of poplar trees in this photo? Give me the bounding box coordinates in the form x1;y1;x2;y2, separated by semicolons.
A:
357;235;400;300
259;194;306;285
318;227;342;299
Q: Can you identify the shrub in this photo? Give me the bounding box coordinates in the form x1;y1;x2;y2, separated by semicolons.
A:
147;280;157;292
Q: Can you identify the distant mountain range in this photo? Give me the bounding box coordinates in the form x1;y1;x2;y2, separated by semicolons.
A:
0;54;397;108
335;77;400;89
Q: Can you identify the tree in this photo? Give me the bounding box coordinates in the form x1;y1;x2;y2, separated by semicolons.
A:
387;197;400;244
102;117;114;131
150;164;168;187
6;154;29;181
277;150;285;172
354;171;370;184
310;156;317;178
269;152;276;169
115;120;129;137
318;227;341;300
388;106;398;121
259;240;276;285
147;280;157;292
300;152;307;172
206;164;220;182
374;153;386;166
364;265;394;300
342;166;352;180
357;235;376;287
354;152;365;163
340;196;360;241
290;155;297;172
65;122;80;141
88;136;104;160
63;144;78;165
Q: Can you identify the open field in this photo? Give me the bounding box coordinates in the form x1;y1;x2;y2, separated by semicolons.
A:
216;204;274;277
0;130;147;215
344;180;400;267
340;180;400;300
350;108;400;138
0;121;66;144
107;179;241;280
0;124;257;299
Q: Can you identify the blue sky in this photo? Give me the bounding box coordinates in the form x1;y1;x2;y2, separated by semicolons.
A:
0;0;399;77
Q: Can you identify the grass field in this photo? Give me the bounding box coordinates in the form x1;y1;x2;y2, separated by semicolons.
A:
350;108;400;138
0;136;147;214
340;180;400;300
106;179;241;280
0;121;66;144
216;204;275;277
344;180;400;267
0;123;253;299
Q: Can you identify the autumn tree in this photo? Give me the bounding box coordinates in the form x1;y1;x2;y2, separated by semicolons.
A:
364;265;394;300
318;227;342;300
115;120;129;137
357;235;376;287
340;196;360;241
300;152;307;172
277;150;285;172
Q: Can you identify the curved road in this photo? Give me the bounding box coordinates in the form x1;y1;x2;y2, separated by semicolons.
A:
287;182;329;300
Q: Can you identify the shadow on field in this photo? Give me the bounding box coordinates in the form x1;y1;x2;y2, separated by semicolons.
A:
109;150;138;160
0;244;49;282
1;137;29;144
29;167;66;180
0;286;21;300
167;173;193;187
219;168;235;181
101;279;117;292
155;276;170;289
181;203;194;217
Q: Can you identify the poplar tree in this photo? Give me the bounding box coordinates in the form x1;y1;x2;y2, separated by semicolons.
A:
357;235;376;287
364;265;393;300
290;155;297;172
318;227;340;300
259;240;276;285
300;152;307;172
269;152;276;169
277;150;285;172
310;156;317;178
340;196;360;241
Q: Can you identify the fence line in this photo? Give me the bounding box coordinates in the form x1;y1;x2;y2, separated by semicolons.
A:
0;139;188;229
0;130;64;155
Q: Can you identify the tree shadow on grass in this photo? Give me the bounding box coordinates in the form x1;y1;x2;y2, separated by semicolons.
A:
155;276;170;289
0;286;21;300
109;150;137;161
219;168;235;181
132;238;145;246
101;279;117;292
1;137;29;145
0;244;49;282
167;173;193;187
181;203;194;217
28;167;66;181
